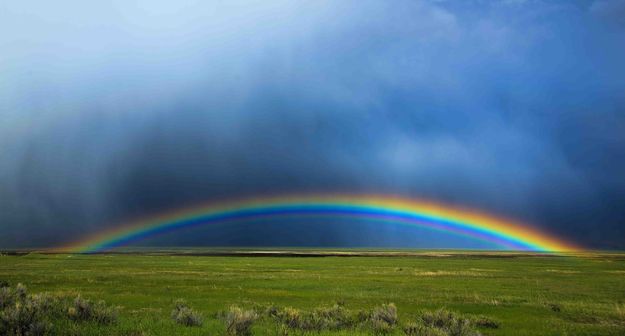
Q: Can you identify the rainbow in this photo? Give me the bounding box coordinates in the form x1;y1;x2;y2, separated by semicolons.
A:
63;194;580;253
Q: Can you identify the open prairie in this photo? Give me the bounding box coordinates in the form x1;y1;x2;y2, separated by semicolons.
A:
1;251;624;335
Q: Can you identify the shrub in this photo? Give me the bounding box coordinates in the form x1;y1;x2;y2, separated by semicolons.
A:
1;301;51;336
355;309;370;323
26;320;51;336
266;305;281;318
312;304;354;329
274;307;301;329
15;283;27;301
172;307;202;327
30;294;58;314
0;287;15;310
277;324;289;336
68;296;117;325
371;303;398;326
372;318;393;335
447;319;477;336
403;322;446;336
1;283;120;335
368;303;398;335
421;309;450;329
473;316;499;329
250;302;266;316
0;280;9;288
172;299;187;312
0;284;52;336
420;309;481;336
170;299;202;327
271;304;358;331
224;306;257;336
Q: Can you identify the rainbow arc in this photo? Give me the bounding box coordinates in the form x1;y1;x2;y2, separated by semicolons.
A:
63;194;580;253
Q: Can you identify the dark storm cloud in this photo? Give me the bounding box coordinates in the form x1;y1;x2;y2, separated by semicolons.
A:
1;0;624;249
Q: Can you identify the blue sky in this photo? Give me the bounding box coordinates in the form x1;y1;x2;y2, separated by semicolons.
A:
1;0;624;249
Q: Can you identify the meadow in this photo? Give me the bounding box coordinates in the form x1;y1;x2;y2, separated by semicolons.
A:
1;251;624;335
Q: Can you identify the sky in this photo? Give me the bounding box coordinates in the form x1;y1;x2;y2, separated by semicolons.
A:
1;0;624;250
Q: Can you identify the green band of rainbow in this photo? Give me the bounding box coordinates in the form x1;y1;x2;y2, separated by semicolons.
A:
63;194;580;253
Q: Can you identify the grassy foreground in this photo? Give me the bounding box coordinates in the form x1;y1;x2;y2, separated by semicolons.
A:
1;251;624;335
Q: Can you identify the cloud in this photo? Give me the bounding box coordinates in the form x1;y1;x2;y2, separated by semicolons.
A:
0;0;624;249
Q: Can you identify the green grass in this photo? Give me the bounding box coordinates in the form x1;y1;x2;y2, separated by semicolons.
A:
1;251;624;335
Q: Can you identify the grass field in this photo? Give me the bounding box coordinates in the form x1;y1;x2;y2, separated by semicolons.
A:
1;251;624;335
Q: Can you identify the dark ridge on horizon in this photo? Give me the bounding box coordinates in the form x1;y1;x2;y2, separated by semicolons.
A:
4;248;625;260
